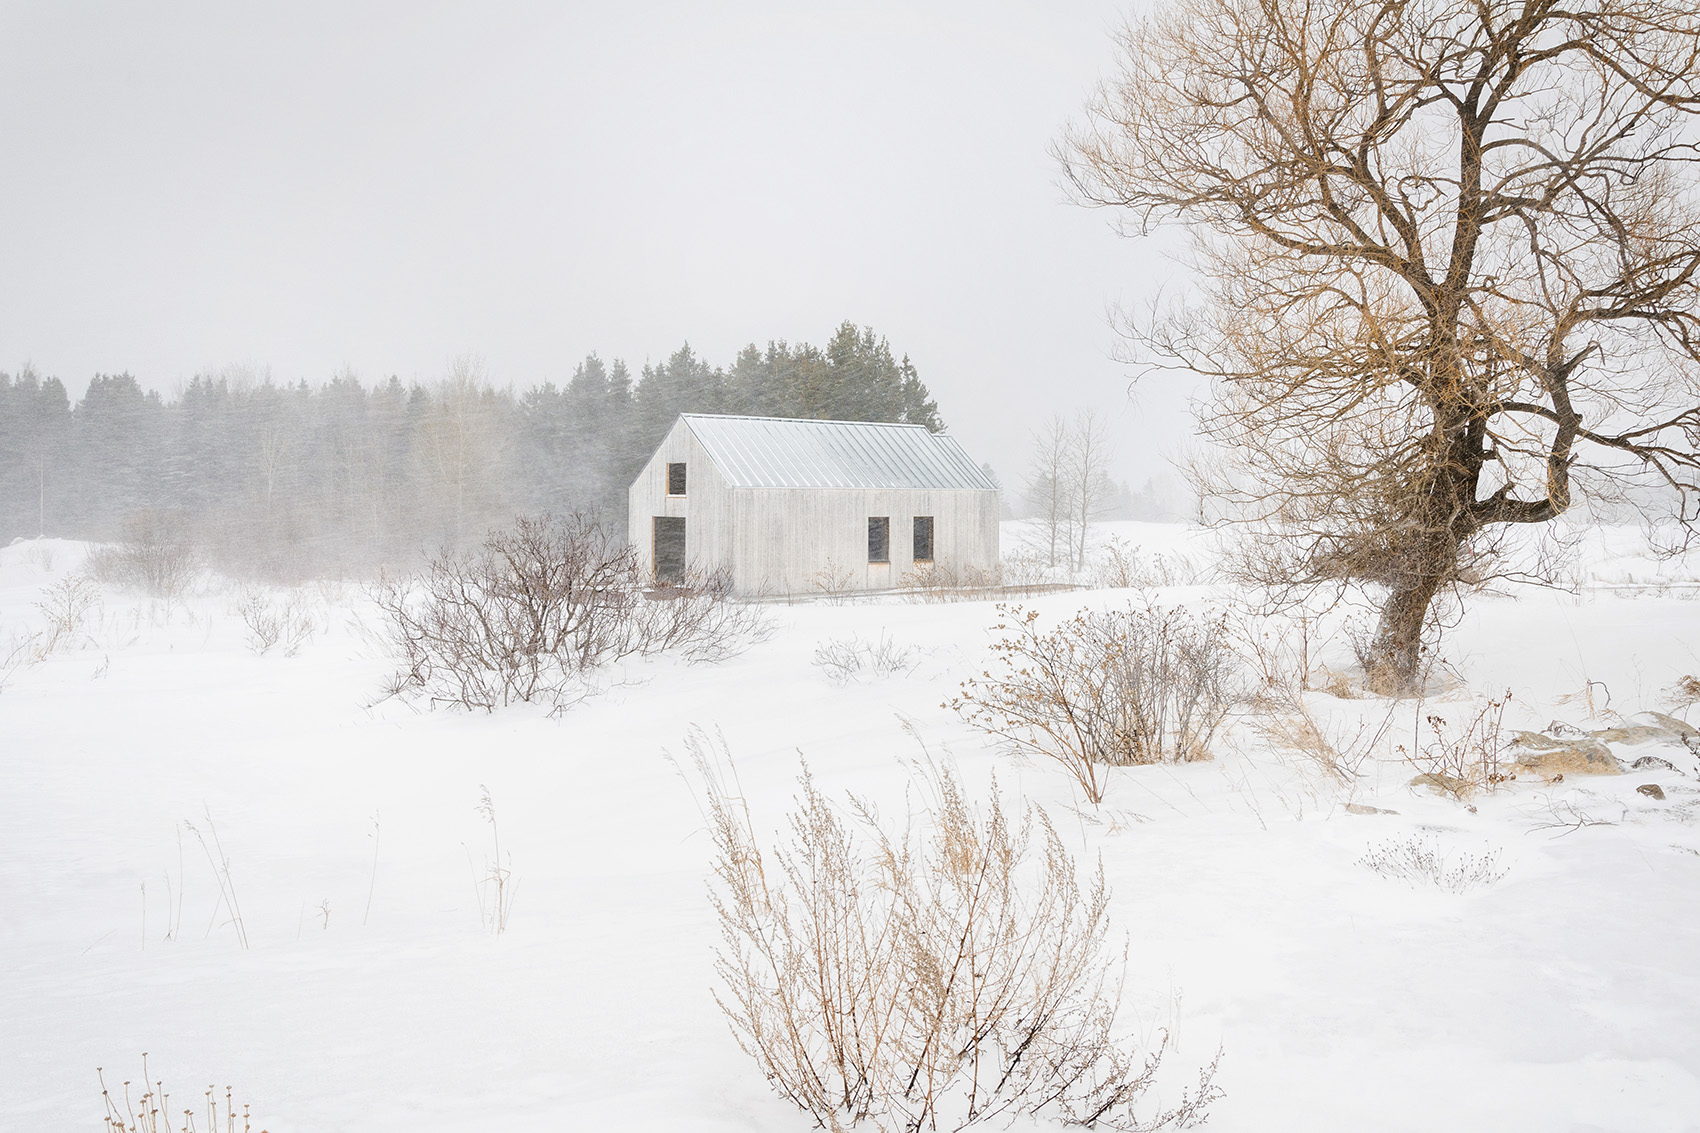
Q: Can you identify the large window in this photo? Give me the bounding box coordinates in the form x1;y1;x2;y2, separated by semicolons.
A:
653;516;686;581
913;515;934;563
868;516;890;563
667;462;687;496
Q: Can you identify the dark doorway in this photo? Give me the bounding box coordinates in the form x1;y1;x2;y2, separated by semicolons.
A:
653;516;686;581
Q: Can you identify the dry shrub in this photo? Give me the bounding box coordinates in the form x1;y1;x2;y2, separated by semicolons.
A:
34;574;101;655
692;731;1220;1132
99;1053;259;1132
812;560;858;604
1358;836;1508;894
640;568;774;662
86;510;201;597
811;632;921;684
1400;692;1513;800
1093;539;1203;591
950;603;1239;804
234;586;318;657
373;514;767;712
1000;548;1051;589
899;562;1004;603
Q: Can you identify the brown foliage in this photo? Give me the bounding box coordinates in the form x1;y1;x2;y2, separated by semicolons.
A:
950;603;1239;804
692;731;1220;1131
1062;0;1700;690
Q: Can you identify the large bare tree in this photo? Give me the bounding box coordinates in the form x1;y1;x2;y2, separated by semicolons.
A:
1062;0;1700;689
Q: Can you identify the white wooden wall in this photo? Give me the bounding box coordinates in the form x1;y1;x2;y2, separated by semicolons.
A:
629;418;1001;594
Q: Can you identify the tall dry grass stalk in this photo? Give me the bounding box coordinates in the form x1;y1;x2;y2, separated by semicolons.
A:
688;729;1220;1131
99;1054;259;1133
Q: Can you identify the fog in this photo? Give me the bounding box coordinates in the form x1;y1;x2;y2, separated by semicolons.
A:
0;0;1196;546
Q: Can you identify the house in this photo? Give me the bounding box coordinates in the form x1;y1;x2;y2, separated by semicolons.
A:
628;413;1000;595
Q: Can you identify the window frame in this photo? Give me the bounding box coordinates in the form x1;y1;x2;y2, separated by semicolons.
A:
666;462;687;497
912;515;935;563
867;516;890;564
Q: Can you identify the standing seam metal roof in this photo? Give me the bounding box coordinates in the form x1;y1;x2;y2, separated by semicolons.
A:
679;414;996;491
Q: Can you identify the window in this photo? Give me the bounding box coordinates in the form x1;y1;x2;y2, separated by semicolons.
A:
667;462;687;496
868;516;890;563
653;516;686;581
912;515;934;563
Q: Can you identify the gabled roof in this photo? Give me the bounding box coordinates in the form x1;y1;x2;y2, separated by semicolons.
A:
678;414;996;491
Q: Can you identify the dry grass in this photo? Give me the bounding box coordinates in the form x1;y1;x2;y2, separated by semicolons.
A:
99;1053;260;1132
688;730;1221;1131
472;786;516;935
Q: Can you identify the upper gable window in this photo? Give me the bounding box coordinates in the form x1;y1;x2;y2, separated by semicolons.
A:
667;462;687;496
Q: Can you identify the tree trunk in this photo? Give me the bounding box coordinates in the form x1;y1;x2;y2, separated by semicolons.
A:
1364;570;1444;694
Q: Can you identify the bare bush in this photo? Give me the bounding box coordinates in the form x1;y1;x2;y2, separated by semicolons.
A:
86;510;200;597
1000;548;1050;589
99;1054;256;1133
811;632;920;684
951;603;1240;804
1358;836;1508;894
23;540;54;572
811;559;857;604
1401;692;1513;800
692;731;1221;1131
639;568;773;662
234;587;318;657
899;562;1004;603
34;574;101;655
374;514;766;712
1093;538;1204;591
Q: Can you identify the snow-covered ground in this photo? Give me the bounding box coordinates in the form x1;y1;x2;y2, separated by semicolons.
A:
3;522;1699;1132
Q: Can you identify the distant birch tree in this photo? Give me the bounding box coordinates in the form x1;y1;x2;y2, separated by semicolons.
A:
1067;409;1115;571
1026;415;1075;568
1063;0;1700;690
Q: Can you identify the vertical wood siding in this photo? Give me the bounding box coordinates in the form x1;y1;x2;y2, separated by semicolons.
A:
629;419;1000;594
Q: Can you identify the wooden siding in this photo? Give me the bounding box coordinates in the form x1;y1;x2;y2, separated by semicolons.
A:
629;418;1000;595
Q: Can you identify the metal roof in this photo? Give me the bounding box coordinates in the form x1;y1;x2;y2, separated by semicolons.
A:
679;414;997;491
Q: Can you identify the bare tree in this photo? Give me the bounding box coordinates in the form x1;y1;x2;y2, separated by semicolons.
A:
1067;409;1115;572
1024;415;1075;568
1062;0;1700;690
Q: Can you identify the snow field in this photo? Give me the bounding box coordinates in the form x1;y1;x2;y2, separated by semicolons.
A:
2;526;1699;1131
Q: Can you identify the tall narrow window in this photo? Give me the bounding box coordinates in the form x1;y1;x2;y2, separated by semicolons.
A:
667;462;687;496
912;515;934;563
868;516;890;563
653;516;686;581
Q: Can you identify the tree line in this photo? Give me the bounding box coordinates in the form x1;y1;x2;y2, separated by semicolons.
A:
0;322;943;580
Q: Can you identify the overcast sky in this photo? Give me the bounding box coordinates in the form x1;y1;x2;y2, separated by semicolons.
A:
0;0;1194;490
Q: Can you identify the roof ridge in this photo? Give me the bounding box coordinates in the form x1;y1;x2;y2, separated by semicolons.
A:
679;412;934;430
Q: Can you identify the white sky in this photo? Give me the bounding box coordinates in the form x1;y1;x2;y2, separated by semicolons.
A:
0;0;1195;490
